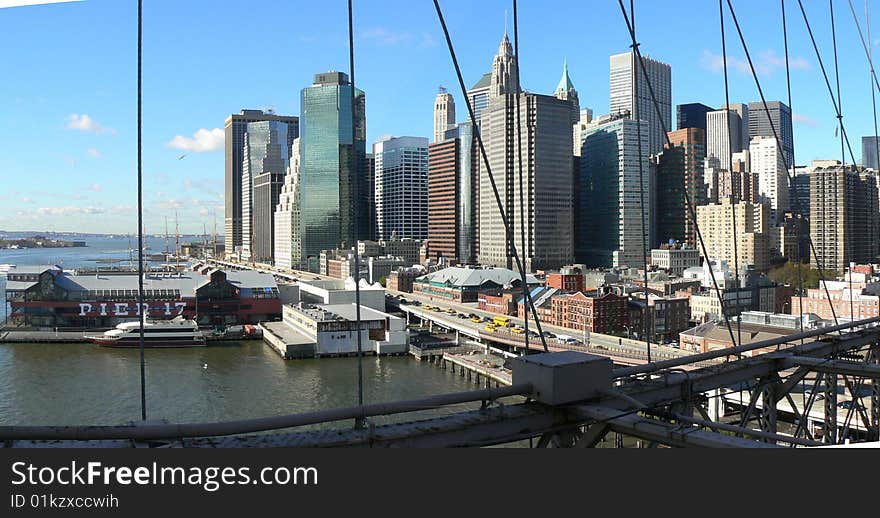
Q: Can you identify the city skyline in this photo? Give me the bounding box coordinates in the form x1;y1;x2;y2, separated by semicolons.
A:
3;0;880;233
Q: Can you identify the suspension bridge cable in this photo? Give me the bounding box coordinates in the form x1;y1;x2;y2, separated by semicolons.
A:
862;0;880;177
136;0;146;422
628;0;652;363
724;0;841;329
793;0;858;165
781;0;805;344
431;0;549;352
719;0;743;357
615;0;739;351
512;0;530;354
347;0;365;415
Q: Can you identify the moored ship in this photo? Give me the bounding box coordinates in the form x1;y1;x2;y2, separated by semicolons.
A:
85;316;206;347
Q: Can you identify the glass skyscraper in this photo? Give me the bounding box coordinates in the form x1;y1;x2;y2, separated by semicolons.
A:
299;71;368;272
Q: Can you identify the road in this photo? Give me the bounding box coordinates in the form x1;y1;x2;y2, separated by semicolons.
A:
387;288;696;362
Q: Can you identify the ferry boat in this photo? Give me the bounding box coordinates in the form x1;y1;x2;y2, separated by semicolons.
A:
86;316;206;347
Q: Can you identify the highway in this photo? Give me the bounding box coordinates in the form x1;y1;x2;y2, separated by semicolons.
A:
387;288;702;365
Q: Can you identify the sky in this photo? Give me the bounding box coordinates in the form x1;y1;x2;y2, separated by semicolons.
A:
1;0;880;234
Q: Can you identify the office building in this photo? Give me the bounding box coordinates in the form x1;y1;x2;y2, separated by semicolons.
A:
373;136;429;241
554;59;580;125
467;72;492;123
750;135;790;225
433;87;455;143
573;108;595;156
478;32;574;271
577;114;651;268
241;120;291;263
676;103;713;132
299;71;368;272
863;136;880;170
427;123;477;265
610;52;672;156
224;110;298;257
696;199;771;272
725;103;750;151
655;128;706;247
748;100;793;168
706;109;742;170
810;166;880;271
274;138;302;270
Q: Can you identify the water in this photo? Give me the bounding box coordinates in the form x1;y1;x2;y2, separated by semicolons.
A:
0;341;477;427
0;235;479;429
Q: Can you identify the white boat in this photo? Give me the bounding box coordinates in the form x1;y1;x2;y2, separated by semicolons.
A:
86;316;206;348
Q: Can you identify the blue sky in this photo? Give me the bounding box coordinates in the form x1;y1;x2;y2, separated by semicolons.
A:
1;0;879;233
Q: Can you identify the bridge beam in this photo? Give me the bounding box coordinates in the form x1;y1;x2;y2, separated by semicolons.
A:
824;372;837;445
574;406;781;448
574;423;610;448
872;342;880;440
784;356;880;378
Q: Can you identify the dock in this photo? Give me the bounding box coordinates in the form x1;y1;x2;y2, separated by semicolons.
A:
410;344;512;387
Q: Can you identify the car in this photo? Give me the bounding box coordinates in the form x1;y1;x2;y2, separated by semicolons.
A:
542;331;556;339
470;317;482;323
838;400;863;410
511;327;525;334
412;301;422;306
485;325;497;333
445;308;456;314
432;307;442;312
457;314;468;319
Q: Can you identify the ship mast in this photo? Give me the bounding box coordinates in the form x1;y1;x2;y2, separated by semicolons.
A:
175;211;180;272
164;216;169;258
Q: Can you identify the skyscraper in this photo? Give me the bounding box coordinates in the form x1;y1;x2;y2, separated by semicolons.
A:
433;88;455;143
373;136;429;241
725;103;750;151
478;32;574;271
299;71;367;272
577;114;651;268
428;123;477;265
467;73;491;123
655;128;706;247
241;120;291;263
696;199;771;272
224;110;298;257
862;136;880;170
610;52;672;156
274;138;302;270
748;101;793;168
676;103;714;131
706;109;742;170
554;59;580;125
810;166;880;271
750;135;790;225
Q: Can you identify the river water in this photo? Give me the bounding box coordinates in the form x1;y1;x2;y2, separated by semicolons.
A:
0;236;477;429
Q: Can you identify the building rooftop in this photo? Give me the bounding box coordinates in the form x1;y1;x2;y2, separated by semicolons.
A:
417;266;539;288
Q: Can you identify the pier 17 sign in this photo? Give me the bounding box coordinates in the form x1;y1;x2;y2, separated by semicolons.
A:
78;302;189;317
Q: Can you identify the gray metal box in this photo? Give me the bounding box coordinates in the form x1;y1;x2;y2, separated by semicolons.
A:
512;351;613;405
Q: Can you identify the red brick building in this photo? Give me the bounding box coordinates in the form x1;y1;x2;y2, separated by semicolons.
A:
549;291;627;334
546;272;584;292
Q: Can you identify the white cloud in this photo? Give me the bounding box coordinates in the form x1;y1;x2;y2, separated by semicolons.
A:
166;128;224;153
21;197;34;204
361;27;410;46
87;147;102;158
792;113;818;128
34;206;105;216
700;49;810;76
66;113;115;134
0;1;82;8
87;183;103;192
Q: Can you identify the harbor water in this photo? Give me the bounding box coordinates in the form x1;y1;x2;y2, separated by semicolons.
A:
0;236;478;428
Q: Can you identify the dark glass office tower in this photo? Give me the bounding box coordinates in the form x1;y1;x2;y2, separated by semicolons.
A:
676;103;713;131
299;71;368;271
